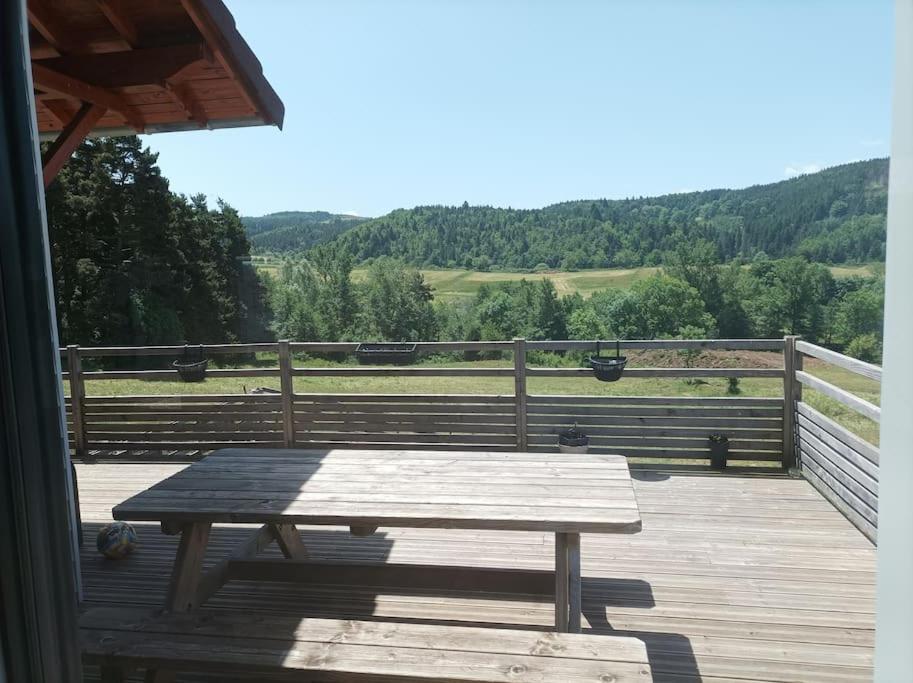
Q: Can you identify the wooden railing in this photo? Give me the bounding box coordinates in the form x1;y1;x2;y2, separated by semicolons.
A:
790;339;881;542
61;338;787;469
60;336;883;541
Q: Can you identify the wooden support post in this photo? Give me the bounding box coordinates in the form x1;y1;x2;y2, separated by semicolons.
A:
42;102;106;186
513;337;528;451
278;339;295;448
554;532;569;632
66;344;87;460
566;533;582;633
783;335;801;471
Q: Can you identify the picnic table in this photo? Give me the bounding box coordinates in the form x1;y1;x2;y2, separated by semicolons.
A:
113;447;643;633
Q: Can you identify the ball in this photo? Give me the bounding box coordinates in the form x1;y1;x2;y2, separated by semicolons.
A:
96;521;138;560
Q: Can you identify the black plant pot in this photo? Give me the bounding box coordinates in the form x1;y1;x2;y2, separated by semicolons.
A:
558;428;589;453
709;436;729;470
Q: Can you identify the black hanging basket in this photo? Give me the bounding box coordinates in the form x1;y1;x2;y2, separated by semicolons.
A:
589;340;627;382
173;344;208;382
355;342;418;365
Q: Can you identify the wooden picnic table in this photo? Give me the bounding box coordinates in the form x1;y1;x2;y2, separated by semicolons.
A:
113;448;642;633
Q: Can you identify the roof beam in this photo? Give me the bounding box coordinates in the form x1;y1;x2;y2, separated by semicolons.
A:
42;99;77;128
42;102;107;187
161;80;207;126
28;0;75;55
34;44;210;89
96;0;140;48
31;63;144;131
180;0;284;126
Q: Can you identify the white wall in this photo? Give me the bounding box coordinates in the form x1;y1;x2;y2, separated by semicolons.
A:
874;2;913;678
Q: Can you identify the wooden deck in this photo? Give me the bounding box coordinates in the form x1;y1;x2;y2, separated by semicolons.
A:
76;460;876;682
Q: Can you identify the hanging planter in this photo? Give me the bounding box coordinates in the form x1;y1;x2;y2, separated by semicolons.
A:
589;340;627;382
709;433;729;470
355;342;417;365
558;425;589;454
173;344;208;382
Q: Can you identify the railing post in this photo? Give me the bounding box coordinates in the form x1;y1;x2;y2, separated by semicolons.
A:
66;344;87;460
782;335;801;471
278;340;295;448
513;337;528;451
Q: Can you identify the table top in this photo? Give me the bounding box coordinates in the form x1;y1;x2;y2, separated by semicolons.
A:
113;448;642;533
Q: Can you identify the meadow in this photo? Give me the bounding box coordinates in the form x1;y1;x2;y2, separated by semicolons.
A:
254;259;877;301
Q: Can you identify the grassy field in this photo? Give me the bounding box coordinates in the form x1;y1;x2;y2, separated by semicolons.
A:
255;259;878;301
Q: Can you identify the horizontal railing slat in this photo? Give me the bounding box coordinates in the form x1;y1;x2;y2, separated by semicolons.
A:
527;395;783;407
796;403;879;465
83;369;281;380
795;371;881;422
801;444;878;524
295;393;515;404
527;404;782;418
796;341;882;382
801;464;877;542
292;368;514;377
797;426;878;495
525;339;785;351
526;368;784;378
84;394;282;404
527;425;781;439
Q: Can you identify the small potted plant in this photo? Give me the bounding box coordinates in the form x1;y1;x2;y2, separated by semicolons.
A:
558;424;589;454
709;433;729;470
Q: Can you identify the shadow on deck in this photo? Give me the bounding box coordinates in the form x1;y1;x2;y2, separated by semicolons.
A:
76;462;875;682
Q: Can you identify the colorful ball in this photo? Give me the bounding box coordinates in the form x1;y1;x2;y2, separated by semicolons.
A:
96;521;138;560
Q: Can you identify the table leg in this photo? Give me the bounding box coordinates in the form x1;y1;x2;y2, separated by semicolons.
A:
195;523;276;606
555;533;569;632
567;532;582;633
164;521;212;612
146;521;211;683
270;522;309;559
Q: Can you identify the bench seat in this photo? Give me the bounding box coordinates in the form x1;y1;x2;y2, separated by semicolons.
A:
81;607;653;682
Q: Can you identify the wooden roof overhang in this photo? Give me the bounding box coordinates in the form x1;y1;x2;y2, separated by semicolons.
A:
28;0;284;186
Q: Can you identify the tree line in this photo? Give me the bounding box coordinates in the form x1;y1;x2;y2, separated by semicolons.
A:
268;243;885;362
47;138;884;363
248;158;888;269
46;137;270;347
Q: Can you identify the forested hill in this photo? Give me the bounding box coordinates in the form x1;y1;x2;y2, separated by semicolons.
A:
241;211;369;252
314;158;888;269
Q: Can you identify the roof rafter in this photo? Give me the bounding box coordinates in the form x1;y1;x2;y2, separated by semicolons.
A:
96;0;140;48
161;80;207;126
34;44;211;89
28;0;75;55
179;0;284;125
32;63;144;131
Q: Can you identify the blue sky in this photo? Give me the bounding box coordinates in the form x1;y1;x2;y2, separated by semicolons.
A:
142;0;893;218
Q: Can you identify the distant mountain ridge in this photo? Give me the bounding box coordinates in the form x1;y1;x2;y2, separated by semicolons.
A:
241;211;370;252
245;159;888;266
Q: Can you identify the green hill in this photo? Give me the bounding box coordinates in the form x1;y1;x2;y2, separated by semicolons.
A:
241;211;370;252
317;159;888;268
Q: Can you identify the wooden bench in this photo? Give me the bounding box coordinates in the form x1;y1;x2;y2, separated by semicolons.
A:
81;607;653;682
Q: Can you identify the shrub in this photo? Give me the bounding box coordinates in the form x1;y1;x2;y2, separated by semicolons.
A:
845;334;882;364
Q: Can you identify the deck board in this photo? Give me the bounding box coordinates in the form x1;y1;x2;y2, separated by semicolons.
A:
76;461;875;682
